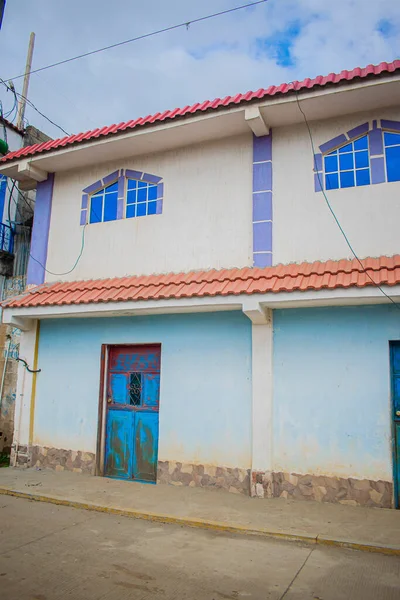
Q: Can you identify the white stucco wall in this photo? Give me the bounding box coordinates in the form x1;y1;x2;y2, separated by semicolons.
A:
273;107;400;265
45;133;253;282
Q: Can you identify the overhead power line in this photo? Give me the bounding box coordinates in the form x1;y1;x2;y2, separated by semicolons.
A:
0;78;70;135
294;91;400;311
6;0;268;81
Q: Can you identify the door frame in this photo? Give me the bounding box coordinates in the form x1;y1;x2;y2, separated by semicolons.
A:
95;343;162;478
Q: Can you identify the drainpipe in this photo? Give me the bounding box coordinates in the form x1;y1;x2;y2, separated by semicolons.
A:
0;334;12;415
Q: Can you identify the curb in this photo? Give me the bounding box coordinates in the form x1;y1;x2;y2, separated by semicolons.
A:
1;487;399;557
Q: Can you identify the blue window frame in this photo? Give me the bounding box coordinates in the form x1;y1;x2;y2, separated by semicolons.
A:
384;132;400;183
324;135;370;191
126;179;158;219
89;181;118;224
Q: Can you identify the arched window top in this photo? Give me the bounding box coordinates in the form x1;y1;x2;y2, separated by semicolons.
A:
80;168;163;225
314;119;400;192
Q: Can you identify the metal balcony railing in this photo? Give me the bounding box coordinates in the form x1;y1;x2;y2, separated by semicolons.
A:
0;223;14;255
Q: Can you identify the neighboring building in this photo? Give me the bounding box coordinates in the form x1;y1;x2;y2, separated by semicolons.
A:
1;60;400;508
0;117;51;459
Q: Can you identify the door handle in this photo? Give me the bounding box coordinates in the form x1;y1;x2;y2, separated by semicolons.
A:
107;396;112;404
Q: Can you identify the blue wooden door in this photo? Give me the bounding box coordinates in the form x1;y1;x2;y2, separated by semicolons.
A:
390;343;400;508
104;345;161;483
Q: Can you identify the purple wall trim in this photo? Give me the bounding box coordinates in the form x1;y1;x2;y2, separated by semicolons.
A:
156;199;163;214
371;157;386;184
252;132;273;267
369;128;383;156
314;153;322;172
26;173;55;286
253;134;272;162
253;192;272;222
314;173;323;193
82;180;102;194
142;172;162;184
117;199;124;219
102;170;119;186
253;221;272;252
125;169;143;180
347;122;368;140
254;253;272;268
157;182;164;198
372;120;377;129
381;119;400;132
117;175;125;220
80;210;87;226
81;193;88;210
319;134;347;154
253;161;272;193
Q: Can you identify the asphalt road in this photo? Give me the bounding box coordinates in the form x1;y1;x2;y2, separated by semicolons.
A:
0;495;399;599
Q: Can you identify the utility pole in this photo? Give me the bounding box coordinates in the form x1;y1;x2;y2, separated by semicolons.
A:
16;32;35;130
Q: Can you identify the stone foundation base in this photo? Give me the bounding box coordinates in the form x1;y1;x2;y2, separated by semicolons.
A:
31;445;96;475
252;470;393;508
158;460;250;495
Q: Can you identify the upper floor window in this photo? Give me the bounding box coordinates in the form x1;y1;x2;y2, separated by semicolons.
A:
315;120;400;193
324;135;370;190
90;181;118;224
384;132;400;183
81;168;163;226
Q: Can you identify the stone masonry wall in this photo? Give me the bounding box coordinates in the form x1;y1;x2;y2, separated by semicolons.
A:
252;470;393;508
158;460;250;495
31;446;96;474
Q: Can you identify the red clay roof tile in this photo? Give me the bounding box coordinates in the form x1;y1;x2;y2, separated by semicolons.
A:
4;254;400;310
1;60;399;166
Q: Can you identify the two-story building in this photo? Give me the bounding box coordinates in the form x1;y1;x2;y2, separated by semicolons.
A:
1;60;400;509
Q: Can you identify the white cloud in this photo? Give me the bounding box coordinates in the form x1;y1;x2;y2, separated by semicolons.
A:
0;0;399;138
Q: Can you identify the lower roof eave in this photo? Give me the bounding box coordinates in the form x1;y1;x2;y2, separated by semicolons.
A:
3;285;400;331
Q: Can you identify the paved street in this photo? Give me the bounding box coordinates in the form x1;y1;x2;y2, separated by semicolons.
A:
0;495;399;600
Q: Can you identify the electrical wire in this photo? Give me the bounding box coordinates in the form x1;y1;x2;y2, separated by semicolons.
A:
0;78;69;135
28;223;87;276
6;1;268;81
294;90;400;311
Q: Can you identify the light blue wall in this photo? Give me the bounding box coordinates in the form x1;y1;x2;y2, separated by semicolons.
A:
34;311;252;469
273;304;399;481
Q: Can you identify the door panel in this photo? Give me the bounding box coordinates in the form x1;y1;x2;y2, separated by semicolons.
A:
110;373;128;404
105;409;133;479
134;411;159;482
390;343;400;508
104;345;161;483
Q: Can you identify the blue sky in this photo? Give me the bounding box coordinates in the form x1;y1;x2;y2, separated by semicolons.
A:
0;0;399;138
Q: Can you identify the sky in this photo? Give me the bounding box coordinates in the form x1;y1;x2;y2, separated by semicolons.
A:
0;0;399;139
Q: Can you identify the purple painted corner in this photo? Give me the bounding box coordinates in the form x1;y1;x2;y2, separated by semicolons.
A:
347;122;368;140
102;170;120;186
381;119;400;132
319;134;347;154
27;173;55;285
253;192;272;222
314;172;323;193
253;133;272;163
253;162;272;193
156;199;163;214
80;210;87;226
314;153;322;172
117;175;125;199
125;169;143;180
253;253;272;268
369;128;383;156
371;157;386;184
372;120;377;130
253;221;272;253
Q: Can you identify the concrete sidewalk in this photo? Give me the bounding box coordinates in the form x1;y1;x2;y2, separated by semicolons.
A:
0;467;399;555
